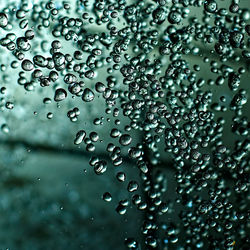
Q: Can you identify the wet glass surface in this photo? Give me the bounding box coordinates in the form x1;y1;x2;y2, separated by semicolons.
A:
0;0;249;249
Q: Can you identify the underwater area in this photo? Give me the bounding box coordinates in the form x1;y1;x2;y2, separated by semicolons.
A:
0;0;249;249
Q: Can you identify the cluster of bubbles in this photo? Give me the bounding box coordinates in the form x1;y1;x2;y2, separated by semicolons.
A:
0;0;249;249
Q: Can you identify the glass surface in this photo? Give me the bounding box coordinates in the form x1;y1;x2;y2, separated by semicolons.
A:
0;0;249;249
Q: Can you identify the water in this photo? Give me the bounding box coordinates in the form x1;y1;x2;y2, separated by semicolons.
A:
0;0;249;249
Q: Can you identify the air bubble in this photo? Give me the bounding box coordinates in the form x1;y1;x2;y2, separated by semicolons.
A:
168;11;182;24
0;13;8;28
119;134;132;146
52;52;65;66
204;1;217;13
116;204;127;215
82;88;95;102
127;181;139;192
54;88;67;102
21;59;34;71
94;161;107;175
102;192;112;202
116;172;126;182
33;55;47;67
1;124;9;134
74;130;86;145
5;102;14;109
